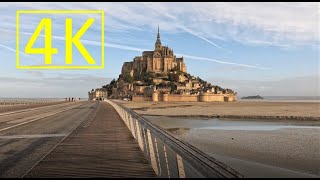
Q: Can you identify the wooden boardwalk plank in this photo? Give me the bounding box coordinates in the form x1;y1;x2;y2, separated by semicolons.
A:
24;102;156;178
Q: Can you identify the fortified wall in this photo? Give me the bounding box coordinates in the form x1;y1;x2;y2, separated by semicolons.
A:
132;92;236;102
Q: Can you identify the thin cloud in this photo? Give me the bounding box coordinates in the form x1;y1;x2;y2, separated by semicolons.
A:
0;2;318;47
1;28;270;70
176;54;271;70
209;75;319;96
177;25;232;54
0;43;30;56
142;2;232;54
0;28;149;52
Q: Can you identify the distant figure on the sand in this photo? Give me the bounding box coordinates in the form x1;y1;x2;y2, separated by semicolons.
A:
68;97;70;101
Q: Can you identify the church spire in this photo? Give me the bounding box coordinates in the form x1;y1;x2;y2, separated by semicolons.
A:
155;25;161;46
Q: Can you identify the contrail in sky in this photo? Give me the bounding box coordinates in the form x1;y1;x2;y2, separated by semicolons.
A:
142;2;232;54
0;43;30;56
0;28;270;70
176;54;271;70
177;25;233;54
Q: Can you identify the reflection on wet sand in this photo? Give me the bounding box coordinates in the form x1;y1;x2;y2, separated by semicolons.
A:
146;116;320;178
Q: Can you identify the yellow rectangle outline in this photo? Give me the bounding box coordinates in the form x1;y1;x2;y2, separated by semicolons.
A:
15;65;104;69
16;10;104;69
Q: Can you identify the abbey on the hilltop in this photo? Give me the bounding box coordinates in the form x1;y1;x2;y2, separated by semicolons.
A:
98;26;237;102
121;26;187;77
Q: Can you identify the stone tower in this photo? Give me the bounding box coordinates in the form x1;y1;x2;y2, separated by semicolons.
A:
155;25;161;50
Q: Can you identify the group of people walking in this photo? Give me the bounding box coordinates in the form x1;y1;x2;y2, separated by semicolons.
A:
65;97;80;101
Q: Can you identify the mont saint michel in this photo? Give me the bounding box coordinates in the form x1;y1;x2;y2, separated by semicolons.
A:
1;2;319;179
95;27;237;102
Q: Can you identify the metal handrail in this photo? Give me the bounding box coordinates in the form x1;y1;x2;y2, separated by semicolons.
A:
107;100;243;178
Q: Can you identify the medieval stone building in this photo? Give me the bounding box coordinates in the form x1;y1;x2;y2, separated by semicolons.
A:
101;26;237;102
121;26;187;77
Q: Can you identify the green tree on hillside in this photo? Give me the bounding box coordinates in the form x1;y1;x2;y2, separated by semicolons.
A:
122;73;134;83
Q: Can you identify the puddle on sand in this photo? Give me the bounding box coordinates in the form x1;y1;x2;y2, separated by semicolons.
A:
145;116;320;131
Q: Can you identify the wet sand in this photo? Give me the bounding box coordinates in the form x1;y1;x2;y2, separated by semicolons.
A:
114;100;320;177
146;116;320;177
116;100;320;120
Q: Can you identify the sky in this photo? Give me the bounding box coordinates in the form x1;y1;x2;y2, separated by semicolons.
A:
0;2;319;98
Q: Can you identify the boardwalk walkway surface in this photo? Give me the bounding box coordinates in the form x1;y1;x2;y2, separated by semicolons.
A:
24;102;156;178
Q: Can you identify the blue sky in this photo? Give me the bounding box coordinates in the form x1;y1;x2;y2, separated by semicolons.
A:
0;2;319;98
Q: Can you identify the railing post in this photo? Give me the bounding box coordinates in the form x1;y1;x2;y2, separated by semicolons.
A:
106;100;242;178
146;129;159;176
136;121;144;152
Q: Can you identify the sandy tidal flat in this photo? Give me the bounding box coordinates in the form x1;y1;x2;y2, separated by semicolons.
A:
146;116;320;177
116;100;320;177
116;100;320;120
